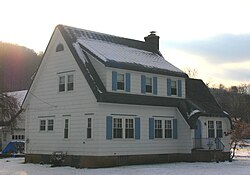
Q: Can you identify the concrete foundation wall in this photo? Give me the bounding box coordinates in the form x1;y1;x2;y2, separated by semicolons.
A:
25;151;230;168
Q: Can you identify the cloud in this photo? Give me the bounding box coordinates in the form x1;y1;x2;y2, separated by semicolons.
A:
164;34;250;63
223;68;250;82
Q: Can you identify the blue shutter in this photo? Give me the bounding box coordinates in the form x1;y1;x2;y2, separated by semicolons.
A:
149;118;154;139
112;71;117;91
135;118;140;140
167;78;171;96
173;119;177;139
153;77;158;95
106;116;112;140
125;73;131;92
141;75;146;94
178;80;182;97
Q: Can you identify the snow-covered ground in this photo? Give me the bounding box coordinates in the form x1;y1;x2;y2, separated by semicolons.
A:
1;149;250;175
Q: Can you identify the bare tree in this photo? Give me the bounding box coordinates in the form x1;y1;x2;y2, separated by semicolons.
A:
0;92;22;128
226;119;250;159
183;67;198;78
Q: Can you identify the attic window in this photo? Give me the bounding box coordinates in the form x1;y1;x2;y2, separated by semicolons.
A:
56;43;64;52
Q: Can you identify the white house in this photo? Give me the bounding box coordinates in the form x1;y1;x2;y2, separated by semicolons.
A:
0;90;27;150
22;25;231;168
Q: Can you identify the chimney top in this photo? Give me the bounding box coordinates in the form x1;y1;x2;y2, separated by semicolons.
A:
144;31;160;51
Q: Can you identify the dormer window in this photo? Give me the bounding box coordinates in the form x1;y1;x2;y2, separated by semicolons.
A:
141;75;157;95
117;73;125;90
56;43;64;52
171;81;177;95
167;78;182;97
112;71;130;92
146;77;152;93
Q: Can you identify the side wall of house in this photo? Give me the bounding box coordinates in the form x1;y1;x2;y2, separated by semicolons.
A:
24;28;98;155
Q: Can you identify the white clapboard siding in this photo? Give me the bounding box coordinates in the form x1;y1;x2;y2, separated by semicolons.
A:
87;53;107;87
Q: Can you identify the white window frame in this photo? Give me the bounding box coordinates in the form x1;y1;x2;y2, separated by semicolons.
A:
87;117;93;139
40;120;46;131
216;121;223;138
146;77;153;93
113;117;135;139
47;119;54;131
117;73;125;91
64;118;70;139
58;72;75;93
154;118;173;139
171;80;177;96
39;118;54;132
208;121;215;138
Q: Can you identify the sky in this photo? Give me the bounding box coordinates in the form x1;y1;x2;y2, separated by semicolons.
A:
0;0;249;87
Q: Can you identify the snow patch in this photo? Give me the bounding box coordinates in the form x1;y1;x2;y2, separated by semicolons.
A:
6;90;28;105
77;38;183;73
190;109;200;116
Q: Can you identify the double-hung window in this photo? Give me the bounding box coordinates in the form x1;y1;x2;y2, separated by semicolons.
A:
47;119;54;131
112;118;135;139
39;119;54;132
113;118;123;138
58;73;74;92
171;81;177;95
40;120;46;131
146;77;153;93
150;118;175;139
208;121;215;138
155;120;163;138
64;119;69;139
165;120;172;138
216;121;223;138
87;118;92;139
125;119;134;139
59;76;65;92
117;73;125;90
67;75;74;91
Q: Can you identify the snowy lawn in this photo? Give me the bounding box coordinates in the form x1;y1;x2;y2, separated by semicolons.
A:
1;149;250;175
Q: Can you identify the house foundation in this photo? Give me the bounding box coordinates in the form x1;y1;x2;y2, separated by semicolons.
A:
25;151;230;168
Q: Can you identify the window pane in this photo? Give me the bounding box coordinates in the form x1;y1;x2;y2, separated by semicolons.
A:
171;81;177;95
113;118;123;138
165;120;172;138
125;119;134;138
208;121;215;138
87;118;92;139
216;121;223;138
64;119;69;139
155;120;162;138
48;119;54;131
117;74;124;90
67;75;74;91
40;120;46;131
59;76;65;92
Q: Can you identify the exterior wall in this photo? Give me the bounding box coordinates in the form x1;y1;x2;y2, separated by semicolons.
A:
106;68;186;98
197;116;231;152
24;28;98;155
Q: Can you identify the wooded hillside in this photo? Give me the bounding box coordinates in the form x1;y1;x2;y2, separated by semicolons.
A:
0;42;42;92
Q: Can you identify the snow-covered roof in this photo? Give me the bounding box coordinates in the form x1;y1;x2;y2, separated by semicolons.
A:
77;39;183;72
62;25;185;75
7;90;28;106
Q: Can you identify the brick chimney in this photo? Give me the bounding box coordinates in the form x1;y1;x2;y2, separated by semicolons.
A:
144;31;160;51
